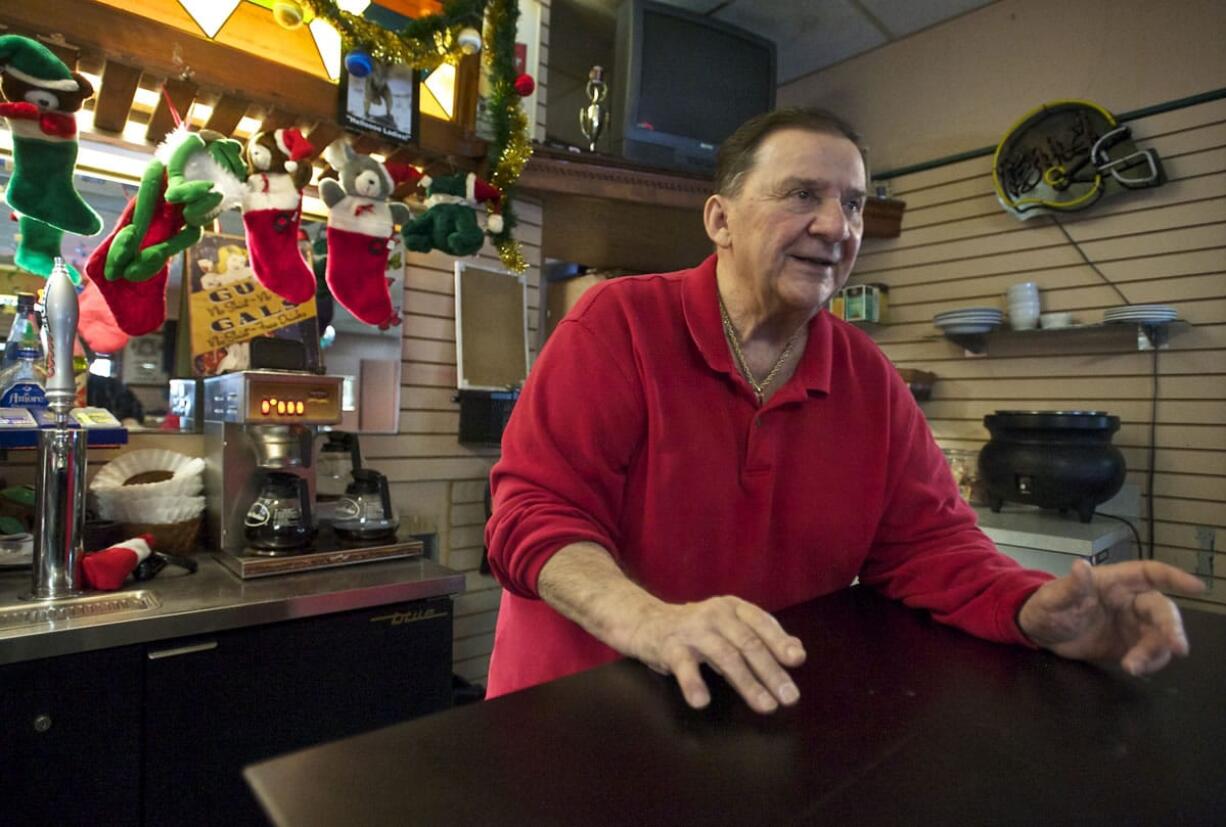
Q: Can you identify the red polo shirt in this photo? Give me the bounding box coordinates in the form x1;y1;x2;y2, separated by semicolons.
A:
485;255;1051;697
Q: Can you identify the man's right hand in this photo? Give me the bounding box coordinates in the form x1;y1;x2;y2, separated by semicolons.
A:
623;596;807;713
537;542;806;714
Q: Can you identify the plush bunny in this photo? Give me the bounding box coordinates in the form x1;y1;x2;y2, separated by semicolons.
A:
241;127;315;304
320;139;418;329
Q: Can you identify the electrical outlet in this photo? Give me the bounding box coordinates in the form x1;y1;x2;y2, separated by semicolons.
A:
1194;526;1216;590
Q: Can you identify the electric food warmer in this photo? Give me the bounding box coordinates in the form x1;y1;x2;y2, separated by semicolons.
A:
979;410;1126;524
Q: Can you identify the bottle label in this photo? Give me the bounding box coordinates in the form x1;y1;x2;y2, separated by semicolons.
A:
0;383;46;409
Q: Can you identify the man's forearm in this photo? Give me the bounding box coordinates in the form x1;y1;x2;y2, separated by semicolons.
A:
536;542;666;655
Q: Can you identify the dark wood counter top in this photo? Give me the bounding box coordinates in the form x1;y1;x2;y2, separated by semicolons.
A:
246;587;1225;826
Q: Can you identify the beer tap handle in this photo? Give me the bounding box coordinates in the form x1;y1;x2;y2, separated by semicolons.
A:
43;257;79;421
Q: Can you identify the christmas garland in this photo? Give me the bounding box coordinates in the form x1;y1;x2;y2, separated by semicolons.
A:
482;0;531;273
302;0;532;272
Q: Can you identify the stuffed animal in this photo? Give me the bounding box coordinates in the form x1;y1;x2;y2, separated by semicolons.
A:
83;125;248;336
0;35;102;279
319;139;417;329
401;172;503;258
241;127;315;304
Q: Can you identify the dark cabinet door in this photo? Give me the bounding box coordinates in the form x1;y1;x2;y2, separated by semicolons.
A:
0;646;143;827
142;597;453;826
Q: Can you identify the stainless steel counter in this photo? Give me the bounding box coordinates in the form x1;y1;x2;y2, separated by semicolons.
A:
0;555;466;666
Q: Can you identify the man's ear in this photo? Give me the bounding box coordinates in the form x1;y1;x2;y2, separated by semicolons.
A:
703;193;732;248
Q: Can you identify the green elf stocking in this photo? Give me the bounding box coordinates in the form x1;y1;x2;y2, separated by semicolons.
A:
15;215;82;285
0;35;102;275
401;172;503;257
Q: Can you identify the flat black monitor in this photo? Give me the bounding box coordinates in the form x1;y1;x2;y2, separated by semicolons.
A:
613;0;776;173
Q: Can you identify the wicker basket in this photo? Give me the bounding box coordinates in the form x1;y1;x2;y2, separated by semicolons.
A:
118;517;202;556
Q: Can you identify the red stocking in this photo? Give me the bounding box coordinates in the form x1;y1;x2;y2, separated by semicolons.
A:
242;205;315;306
324;226;399;329
84;196;184;337
77;277;129;354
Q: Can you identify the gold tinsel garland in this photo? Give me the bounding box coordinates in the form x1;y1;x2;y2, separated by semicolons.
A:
490;103;532;272
300;0;485;71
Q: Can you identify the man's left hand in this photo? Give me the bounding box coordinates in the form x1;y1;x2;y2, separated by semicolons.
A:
1018;559;1206;675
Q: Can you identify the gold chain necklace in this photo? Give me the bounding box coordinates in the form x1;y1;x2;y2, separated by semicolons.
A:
717;291;803;405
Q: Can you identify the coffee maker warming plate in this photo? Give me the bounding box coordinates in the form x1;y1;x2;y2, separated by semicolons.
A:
217;532;423;579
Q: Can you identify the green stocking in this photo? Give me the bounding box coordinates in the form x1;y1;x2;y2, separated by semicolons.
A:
14;215;82;284
6;136;101;237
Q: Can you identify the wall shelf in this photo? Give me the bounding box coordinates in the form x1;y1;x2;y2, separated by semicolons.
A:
520;146;907;236
934;321;1190;355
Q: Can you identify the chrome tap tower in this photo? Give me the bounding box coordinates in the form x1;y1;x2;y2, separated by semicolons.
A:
31;258;87;599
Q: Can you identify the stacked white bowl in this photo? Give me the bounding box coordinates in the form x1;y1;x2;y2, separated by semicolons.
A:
1006;282;1041;330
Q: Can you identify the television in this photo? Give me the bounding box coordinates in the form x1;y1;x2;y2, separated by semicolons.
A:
612;0;776;173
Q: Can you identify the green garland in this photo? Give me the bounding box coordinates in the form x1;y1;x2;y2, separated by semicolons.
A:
303;0;532;271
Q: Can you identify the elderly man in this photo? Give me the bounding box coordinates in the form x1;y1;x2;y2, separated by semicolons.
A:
485;108;1204;713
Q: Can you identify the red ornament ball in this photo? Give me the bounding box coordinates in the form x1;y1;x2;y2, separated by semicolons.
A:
513;73;535;97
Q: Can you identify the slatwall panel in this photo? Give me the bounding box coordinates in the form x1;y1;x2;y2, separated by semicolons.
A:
536;0;550;143
361;198;543;683
852;98;1226;611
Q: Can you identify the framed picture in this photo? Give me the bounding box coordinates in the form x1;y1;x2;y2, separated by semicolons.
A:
453;259;528;391
338;57;421;144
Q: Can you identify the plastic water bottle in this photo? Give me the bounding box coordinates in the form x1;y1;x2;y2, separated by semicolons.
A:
0;344;47;408
2;292;41;368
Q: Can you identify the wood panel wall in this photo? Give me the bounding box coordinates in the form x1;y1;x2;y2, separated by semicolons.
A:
358;201;543;685
850;98;1226;611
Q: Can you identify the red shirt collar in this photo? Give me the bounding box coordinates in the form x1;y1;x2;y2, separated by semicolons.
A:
681;254;834;401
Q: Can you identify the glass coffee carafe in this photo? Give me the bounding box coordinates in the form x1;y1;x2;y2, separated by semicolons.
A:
244;471;314;551
332;469;398;541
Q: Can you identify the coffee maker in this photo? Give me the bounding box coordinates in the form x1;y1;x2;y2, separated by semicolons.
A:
203;370;342;557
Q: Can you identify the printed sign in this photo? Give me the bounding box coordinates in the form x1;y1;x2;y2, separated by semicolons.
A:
184;234;319;376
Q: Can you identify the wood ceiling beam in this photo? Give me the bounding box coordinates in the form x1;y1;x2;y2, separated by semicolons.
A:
304;121;345;160
203;95;250;137
146;77;197;145
259;109;298;135
0;0;486;159
92;60;142;134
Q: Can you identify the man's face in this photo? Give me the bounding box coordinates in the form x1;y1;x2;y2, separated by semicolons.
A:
714;129;867;312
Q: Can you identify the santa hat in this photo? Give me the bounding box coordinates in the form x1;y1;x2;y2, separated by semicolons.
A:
275;128;314;174
468;175;504;235
384;161;428;191
0;35;78;92
81;535;154;591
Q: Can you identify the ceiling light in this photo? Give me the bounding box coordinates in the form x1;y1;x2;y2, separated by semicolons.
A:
235;115;265;137
309;18;342;80
336;0;372;13
178;0;241;39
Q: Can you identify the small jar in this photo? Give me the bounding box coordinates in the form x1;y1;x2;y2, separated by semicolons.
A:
844;285;868;321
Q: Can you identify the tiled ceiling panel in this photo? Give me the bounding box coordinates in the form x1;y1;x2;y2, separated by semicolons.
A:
573;0;1002;84
855;0;996;37
712;0;886;83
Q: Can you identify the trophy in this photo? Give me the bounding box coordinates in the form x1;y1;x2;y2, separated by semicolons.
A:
579;65;608;153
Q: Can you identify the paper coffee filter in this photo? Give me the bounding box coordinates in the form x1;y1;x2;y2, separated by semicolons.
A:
94;474;204;502
96;495;205;524
92;450;205;495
